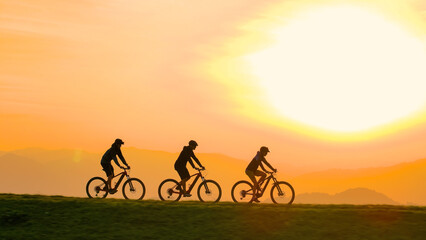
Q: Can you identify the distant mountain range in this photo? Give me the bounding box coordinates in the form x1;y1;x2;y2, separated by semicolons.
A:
295;188;399;205
0;148;424;205
290;158;426;205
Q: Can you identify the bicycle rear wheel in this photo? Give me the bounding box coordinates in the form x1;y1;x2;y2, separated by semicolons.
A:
86;177;108;198
122;178;146;200
231;180;254;203
158;179;182;201
197;180;221;202
270;181;295;204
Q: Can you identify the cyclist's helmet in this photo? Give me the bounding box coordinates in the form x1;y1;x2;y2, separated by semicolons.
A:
189;140;198;147
260;146;270;153
114;138;124;145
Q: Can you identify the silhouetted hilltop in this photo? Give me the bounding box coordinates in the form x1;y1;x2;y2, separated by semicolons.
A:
296;188;399;205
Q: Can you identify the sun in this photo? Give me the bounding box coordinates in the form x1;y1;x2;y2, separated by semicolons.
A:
243;5;426;133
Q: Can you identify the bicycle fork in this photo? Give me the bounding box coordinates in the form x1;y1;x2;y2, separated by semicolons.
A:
272;178;284;196
201;176;211;194
126;175;135;192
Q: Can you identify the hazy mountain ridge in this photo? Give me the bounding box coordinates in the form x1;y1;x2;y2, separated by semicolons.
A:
296;188;399;205
294;158;426;179
0;148;424;205
291;158;426;205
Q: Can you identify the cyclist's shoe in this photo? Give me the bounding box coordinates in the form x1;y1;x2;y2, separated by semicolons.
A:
109;189;118;194
183;193;192;197
252;197;260;203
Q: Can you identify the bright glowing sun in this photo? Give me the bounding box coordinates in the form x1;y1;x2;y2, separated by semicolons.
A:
245;5;426;132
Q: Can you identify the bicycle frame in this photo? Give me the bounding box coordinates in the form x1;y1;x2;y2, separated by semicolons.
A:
186;171;205;194
170;170;206;194
100;170;130;191
256;172;280;197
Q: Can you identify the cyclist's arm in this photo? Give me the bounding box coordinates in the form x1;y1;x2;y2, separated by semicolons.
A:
259;161;268;172
262;159;275;172
188;158;196;169
190;151;204;169
117;149;129;167
112;155;121;167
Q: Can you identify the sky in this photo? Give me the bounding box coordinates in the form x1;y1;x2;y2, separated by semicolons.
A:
1;0;426;170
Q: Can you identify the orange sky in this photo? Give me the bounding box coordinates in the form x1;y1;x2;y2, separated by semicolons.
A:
1;0;426;171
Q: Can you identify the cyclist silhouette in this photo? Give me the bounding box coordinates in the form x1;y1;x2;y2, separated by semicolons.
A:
100;138;130;194
246;146;277;202
174;140;205;197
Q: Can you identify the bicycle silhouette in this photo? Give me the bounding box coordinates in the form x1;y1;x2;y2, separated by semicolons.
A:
86;167;145;200
158;168;222;202
231;171;295;204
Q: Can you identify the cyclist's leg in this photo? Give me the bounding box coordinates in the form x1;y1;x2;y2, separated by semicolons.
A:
255;170;267;186
245;169;259;190
245;169;260;202
101;162;114;189
176;167;190;193
107;166;118;194
180;179;188;193
254;171;267;198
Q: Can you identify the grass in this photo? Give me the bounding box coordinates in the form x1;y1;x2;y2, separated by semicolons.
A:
1;194;425;240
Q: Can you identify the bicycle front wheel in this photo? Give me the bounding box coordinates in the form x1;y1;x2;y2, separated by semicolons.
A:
86;177;108;198
270;181;295;204
158;179;182;202
197;180;221;202
231;180;254;203
122;178;146;200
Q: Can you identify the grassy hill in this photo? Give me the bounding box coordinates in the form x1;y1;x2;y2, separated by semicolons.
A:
1;194;425;240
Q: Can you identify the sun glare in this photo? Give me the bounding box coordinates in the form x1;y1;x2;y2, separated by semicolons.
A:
244;5;426;133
